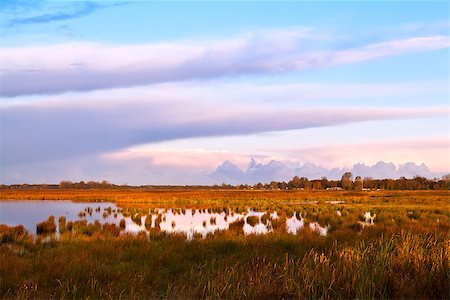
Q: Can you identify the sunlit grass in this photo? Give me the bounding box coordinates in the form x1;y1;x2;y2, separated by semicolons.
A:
0;190;449;298
1;225;448;299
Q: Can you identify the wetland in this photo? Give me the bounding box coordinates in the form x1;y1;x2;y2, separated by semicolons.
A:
0;189;448;299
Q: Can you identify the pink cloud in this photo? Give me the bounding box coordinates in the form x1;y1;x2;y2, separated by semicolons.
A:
280;138;449;172
103;148;253;172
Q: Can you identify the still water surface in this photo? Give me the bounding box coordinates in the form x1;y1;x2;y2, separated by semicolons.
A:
0;200;330;239
0;200;118;233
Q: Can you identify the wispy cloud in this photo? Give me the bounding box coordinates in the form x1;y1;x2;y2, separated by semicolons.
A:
1;84;445;167
325;36;450;66
3;79;446;107
7;2;100;27
1;30;448;96
0;0;42;14
4;1;128;27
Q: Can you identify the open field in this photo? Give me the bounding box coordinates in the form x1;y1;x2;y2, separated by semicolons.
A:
1;189;449;299
1;188;449;207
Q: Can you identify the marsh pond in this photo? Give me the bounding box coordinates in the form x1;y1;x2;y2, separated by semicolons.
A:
0;200;364;239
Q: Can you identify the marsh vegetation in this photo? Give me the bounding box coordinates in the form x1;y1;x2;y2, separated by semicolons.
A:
0;189;448;298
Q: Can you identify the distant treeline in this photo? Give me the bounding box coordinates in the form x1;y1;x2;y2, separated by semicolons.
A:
240;172;450;191
0;181;218;190
1;173;449;190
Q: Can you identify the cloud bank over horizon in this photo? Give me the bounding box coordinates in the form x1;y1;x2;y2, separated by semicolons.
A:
0;1;448;184
1;154;446;185
210;159;446;185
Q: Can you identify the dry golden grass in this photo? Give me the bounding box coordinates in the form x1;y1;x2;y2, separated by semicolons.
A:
1;188;448;207
0;189;449;299
1;225;448;299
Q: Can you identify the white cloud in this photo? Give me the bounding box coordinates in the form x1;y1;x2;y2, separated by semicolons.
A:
210;159;445;184
327;36;450;65
1;29;448;96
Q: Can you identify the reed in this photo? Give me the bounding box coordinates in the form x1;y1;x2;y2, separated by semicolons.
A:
247;215;259;226
0;189;448;298
0;224;30;244
119;219;126;229
1;224;447;299
58;216;67;234
84;207;93;216
36;216;56;235
131;213;142;226
144;215;153;230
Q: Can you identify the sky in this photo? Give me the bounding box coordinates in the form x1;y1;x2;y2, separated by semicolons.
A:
0;0;449;184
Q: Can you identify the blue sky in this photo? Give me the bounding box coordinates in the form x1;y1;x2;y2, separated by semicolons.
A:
0;0;448;184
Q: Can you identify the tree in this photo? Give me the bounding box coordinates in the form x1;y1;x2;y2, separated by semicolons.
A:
312;180;322;190
354;176;363;190
330;180;338;188
291;176;301;189
269;181;278;190
59;180;73;189
363;177;374;190
299;177;311;189
341;172;353;190
320;177;330;189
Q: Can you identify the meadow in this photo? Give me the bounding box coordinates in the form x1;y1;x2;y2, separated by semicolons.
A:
0;189;449;299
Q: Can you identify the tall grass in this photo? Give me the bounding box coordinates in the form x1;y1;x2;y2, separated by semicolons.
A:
0;189;449;298
1;225;448;299
36;216;56;235
1;189;448;207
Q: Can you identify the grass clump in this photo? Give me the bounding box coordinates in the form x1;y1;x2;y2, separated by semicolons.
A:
36;216;56;235
58;216;68;234
119;219;126;230
0;225;31;244
247;216;259;226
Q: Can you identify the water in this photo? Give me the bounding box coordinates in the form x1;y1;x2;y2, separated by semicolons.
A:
0;200;119;234
286;212;329;236
358;211;376;228
109;208;279;239
0;200;330;239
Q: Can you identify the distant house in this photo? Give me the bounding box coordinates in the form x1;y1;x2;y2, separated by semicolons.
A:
326;187;343;191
